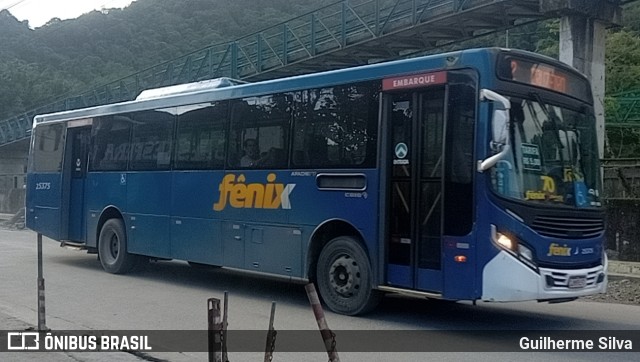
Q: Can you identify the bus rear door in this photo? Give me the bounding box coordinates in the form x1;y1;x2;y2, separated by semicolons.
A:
62;123;91;242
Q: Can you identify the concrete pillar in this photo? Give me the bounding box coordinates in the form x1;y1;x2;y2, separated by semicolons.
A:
559;16;607;158
541;0;622;159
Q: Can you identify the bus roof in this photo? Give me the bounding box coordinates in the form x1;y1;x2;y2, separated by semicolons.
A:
135;77;247;101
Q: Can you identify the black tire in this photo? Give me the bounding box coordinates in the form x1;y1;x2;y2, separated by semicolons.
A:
98;219;139;274
316;236;381;315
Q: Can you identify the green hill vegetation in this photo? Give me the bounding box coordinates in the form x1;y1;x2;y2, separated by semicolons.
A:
0;0;338;120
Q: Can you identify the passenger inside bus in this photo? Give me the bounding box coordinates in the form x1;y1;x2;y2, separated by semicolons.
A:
240;138;261;167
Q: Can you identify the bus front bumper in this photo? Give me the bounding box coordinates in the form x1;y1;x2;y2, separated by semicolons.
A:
481;250;607;302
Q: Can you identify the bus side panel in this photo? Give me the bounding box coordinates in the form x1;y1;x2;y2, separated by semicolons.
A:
125;172;172;258
85;172;128;248
288;170;380;267
215;171;303;275
26;172;63;240
442;234;477;300
171;170;305;275
244;223;303;276
170;218;223;264
171;171;223;265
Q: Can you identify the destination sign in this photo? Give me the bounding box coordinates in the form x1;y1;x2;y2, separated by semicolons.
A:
497;53;591;101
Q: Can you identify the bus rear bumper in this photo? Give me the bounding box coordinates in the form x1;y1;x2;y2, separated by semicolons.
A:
481;250;607;302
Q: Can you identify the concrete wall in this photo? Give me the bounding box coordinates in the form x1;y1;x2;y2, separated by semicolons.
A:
0;139;28;214
606;199;640;262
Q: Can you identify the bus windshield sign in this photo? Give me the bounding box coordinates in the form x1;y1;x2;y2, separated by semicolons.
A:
497;55;590;101
529;64;566;93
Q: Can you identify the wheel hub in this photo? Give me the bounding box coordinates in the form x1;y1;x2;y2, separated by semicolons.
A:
329;255;361;296
109;234;119;259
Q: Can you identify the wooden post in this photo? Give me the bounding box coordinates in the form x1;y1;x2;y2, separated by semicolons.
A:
222;292;229;362
37;233;47;332
263;301;277;362
305;283;339;362
208;298;222;362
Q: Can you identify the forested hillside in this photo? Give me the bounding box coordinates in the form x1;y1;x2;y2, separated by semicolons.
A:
1;0;640;129
0;0;337;120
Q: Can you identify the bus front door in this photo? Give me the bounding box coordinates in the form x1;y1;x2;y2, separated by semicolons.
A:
385;89;445;293
63;125;91;242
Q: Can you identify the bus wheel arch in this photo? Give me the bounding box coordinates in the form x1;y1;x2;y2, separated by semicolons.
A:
96;207;124;244
96;208;140;274
307;220;380;315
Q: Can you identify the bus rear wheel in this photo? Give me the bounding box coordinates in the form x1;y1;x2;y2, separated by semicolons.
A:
98;219;139;274
316;236;381;315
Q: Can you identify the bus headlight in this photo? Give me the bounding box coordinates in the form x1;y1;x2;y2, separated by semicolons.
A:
491;225;537;270
491;224;516;252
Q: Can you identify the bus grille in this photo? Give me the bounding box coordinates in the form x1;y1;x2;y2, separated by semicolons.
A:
541;268;602;289
531;215;604;239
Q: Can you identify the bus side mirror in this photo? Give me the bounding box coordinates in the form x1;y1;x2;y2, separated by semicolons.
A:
478;89;511;172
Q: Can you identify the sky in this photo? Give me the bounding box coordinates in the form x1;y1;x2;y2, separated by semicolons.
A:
1;0;135;28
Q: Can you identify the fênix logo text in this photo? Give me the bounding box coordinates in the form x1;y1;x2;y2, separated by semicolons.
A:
547;243;572;257
213;173;296;211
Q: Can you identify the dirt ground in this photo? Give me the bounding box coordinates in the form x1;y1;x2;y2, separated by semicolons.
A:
583;276;640;305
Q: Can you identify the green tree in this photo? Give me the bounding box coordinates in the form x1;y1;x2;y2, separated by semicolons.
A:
606;30;640;95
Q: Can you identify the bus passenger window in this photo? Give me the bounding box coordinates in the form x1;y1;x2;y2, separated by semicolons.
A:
175;102;228;170
228;94;292;169
262;148;286;167
292;81;378;168
32;123;66;172
90;116;131;171
129;109;175;171
292;150;309;165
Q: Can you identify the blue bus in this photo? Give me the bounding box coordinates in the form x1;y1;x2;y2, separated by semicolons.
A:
26;48;606;315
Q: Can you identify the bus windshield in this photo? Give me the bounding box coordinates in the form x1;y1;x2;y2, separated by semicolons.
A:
491;94;601;208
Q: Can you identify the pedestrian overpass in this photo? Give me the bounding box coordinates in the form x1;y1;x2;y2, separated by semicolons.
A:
0;0;636;214
0;0;590;147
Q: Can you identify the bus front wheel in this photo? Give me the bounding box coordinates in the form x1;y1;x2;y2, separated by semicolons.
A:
98;219;139;274
316;236;381;315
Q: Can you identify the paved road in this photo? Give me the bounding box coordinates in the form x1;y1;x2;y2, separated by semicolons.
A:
1;228;639;361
